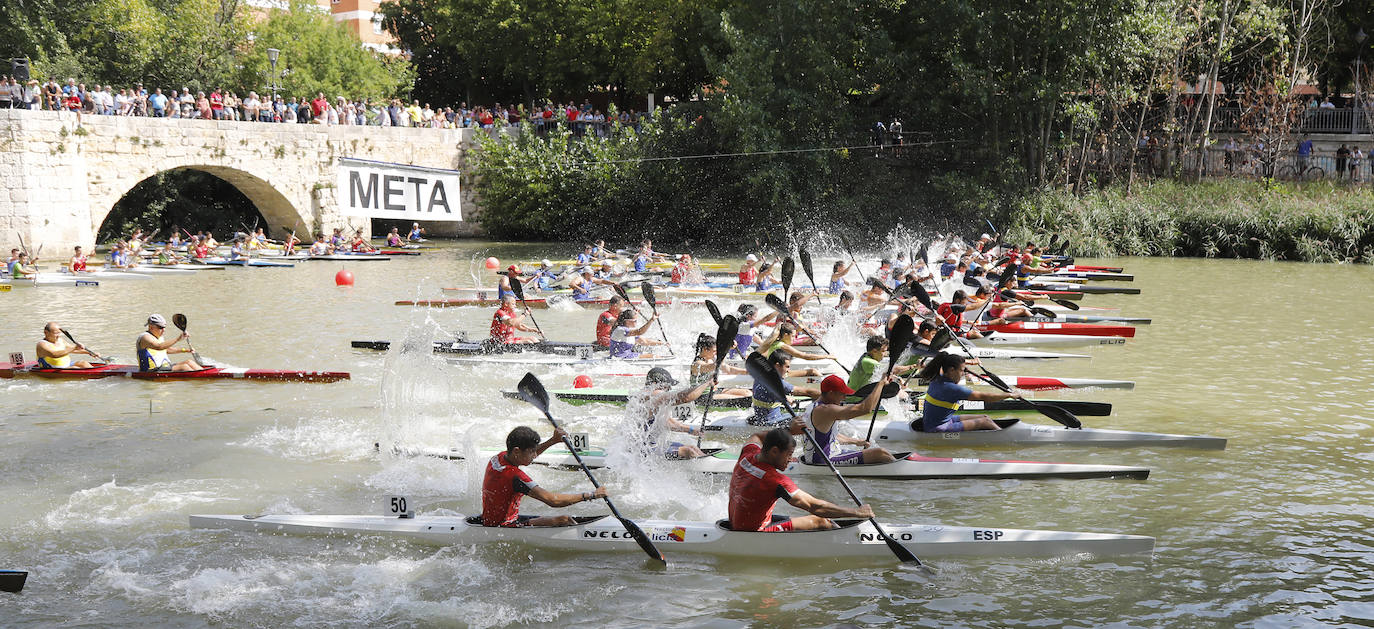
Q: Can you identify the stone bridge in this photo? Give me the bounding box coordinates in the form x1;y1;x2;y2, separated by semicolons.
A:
0;109;485;251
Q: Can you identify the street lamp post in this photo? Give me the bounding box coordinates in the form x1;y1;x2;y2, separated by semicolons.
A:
265;48;282;103
1354;29;1366;134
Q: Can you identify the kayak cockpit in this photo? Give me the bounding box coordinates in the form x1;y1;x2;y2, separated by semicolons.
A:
714;516;866;532
462;514;611;528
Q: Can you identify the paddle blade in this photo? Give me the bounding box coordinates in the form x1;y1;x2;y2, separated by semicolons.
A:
798;247;816;286
743;351;795;418
916;244;927;265
705;300;723;327
611;282;631;303
641;282;658;311
929;328;954;352
516;372;551;413
764;293;787;314
715;315;739;363
887;315;915;375
985;219;998;237
617;516;667;564
172;313;188;332
908;282;933;310
509;273;526;301
852;381;902;400
1030;306;1058;318
1036;402;1082;429
60;329;78;345
782;257;795;293
1049;297;1080;311
892;281;914;300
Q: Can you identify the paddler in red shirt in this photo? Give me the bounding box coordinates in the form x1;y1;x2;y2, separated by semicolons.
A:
936;290;988;339
727;427;874;531
490;295;541;344
595;295;626;347
481;426;608;527
69;246;88;272
738;254;759;285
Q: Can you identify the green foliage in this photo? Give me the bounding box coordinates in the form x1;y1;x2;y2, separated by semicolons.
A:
1006;180;1374;263
238;0;413;101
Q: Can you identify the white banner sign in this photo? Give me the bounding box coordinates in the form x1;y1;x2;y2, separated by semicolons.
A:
336;158;462;221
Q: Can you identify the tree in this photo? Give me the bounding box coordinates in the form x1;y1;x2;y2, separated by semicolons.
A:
235;0;413;102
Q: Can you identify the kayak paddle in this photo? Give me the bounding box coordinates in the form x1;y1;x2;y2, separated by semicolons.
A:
640;282;674;357
697;314;740;447
850;381;901;400
705;299;723;328
763;293;849;374
837;234;868;284
781;256;795;305
866;314;913;442
171;313;205;366
797;245;825;309
508;272;545;339
743;352;930;571
904;289;1081;429
60;329;107;365
516;372;666;565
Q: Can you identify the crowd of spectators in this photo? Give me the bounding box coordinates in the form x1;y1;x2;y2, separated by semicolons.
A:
0;75;649;134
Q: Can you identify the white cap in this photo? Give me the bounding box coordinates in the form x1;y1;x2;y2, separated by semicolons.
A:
746;254;758;262
541;259;552;267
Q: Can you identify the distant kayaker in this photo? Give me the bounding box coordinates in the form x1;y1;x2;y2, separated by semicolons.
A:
490;295;541;345
727;427;874;531
8;251;36;278
689;333;750;397
575;244;595;267
937;290;988;339
760;323;834;363
136;314;202;372
481;425;608;527
829;260;853;294
36;322;98;369
69;246;89;272
629;367;715;459
529;260;559;291
497;265;521;300
915;353;1009;433
738;254;759;286
798;374;897;465
385;227;403;247
568;267;615;301
407;222;425;241
729;304;776;358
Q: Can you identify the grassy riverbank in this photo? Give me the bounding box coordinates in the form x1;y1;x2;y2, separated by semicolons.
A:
1003;181;1374;264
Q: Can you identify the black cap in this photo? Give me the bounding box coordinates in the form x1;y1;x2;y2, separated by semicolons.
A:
645;367;678;388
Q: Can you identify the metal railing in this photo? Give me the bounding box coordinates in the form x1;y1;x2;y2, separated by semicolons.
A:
1210;107;1373;134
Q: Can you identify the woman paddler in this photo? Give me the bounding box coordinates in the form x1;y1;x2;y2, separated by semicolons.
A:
629;367;714;459
914;353;1009;433
607;310;660;358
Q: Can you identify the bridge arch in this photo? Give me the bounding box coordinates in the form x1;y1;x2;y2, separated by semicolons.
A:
92;164;312;242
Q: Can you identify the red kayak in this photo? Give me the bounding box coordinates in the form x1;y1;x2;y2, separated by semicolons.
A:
1057;264;1125;273
378;250;422;256
0;362;349;382
978;321;1136;338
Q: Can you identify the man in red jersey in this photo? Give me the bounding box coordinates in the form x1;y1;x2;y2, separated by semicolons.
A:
595;296;626;347
490;295;541;344
727;427;873;531
481;426;608;527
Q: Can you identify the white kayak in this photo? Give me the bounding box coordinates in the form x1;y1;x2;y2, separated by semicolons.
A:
446;353;678;368
972;333;1125;347
49;270;152;281
536;447;1148;480
190;513;1155;559
1;275;100;287
703;414;1226;450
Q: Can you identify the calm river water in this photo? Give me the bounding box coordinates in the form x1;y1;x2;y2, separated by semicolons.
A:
2;242;1372;627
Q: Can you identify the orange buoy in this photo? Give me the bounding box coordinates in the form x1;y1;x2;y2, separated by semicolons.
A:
573;374;593;388
485;256;499;270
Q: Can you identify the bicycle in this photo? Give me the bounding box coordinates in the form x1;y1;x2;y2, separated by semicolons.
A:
1277;162;1325;181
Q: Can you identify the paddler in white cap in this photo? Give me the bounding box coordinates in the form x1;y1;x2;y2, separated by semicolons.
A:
136;314;202;372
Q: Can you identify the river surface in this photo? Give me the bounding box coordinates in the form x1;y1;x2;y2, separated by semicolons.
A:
1;243;1372;627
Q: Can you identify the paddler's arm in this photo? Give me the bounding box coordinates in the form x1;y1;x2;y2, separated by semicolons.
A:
629;316;656;336
528;484;608;508
827;375;891;419
781;344;833;362
785;489;873;520
535;428;569;456
140;331;187;351
967;389;1015;402
673;376;715;405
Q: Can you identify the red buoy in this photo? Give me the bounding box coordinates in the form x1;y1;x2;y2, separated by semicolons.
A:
485;256;499;270
573;375;593;389
335;269;354;286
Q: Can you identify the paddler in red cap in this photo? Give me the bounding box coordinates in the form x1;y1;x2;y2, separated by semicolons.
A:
795;374;896;466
